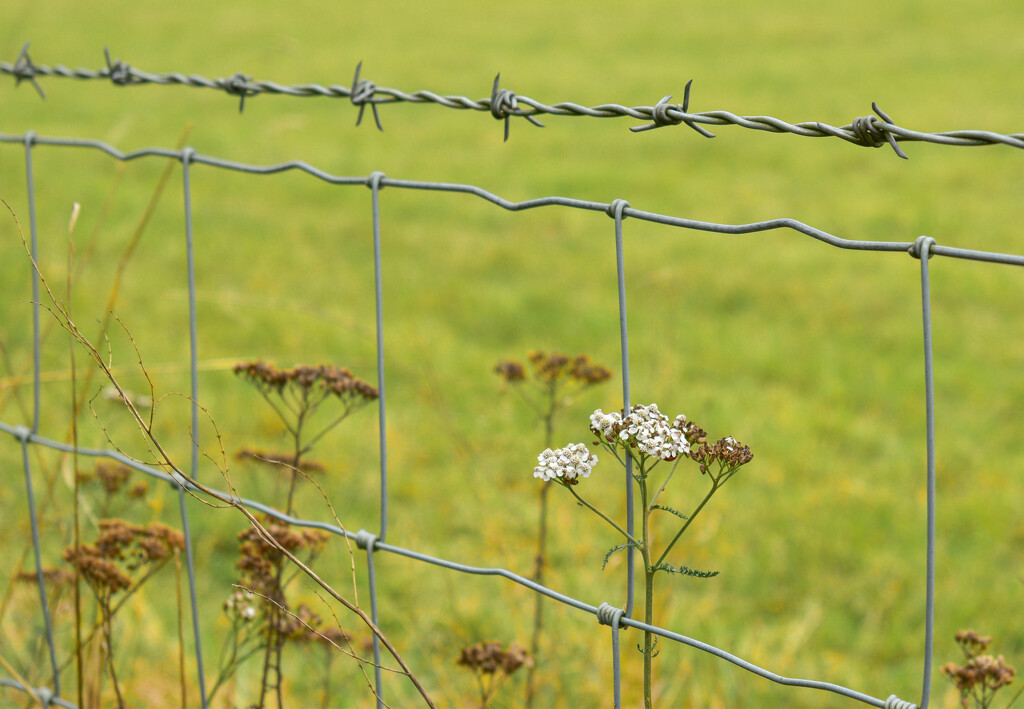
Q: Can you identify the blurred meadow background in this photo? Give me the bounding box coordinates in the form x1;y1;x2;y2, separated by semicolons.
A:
1;0;1023;707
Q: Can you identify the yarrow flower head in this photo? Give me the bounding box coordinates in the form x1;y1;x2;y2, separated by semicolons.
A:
590;403;690;461
533;443;597;485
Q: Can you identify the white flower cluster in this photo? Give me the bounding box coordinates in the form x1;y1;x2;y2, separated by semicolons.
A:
590;403;690;461
223;589;258;621
533;443;597;484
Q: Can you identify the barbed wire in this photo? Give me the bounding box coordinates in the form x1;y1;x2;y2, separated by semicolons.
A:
4;43;1024;155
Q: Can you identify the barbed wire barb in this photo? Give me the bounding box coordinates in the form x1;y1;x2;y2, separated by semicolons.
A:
815;102;908;159
491;73;544;142
11;42;45;99
352;61;383;131
103;47;138;86
630;79;715;137
219;73;258;113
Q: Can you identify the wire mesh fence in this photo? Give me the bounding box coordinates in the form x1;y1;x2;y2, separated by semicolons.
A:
1;55;1023;709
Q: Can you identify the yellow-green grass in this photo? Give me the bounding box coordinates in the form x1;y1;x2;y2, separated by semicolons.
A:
1;0;1023;707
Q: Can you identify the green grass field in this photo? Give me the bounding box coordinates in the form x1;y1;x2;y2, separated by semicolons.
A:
1;1;1023;707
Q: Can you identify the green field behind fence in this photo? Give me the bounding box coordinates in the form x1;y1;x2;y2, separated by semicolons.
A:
1;1;1023;707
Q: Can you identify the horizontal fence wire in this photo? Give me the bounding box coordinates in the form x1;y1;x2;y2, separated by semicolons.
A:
3;44;1024;153
2;130;1023;709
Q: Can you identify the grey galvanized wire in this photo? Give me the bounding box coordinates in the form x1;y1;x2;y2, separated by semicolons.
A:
368;169;389;707
18;430;61;696
611;198;637;630
914;235;939;709
18;137;62;699
3;45;1024;155
0;678;78;708
5;131;1023;707
180;147;210;707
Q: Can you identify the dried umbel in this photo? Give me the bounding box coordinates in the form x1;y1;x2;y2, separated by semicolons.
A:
941;630;1017;708
496;350;612;386
456;641;532;676
79;461;131;495
236;518;329;595
77;462;149;508
62;545;132;594
233;360;379;403
689;435;754;475
62;520;185;596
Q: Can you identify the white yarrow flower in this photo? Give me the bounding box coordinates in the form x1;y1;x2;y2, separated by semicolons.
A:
534;443;597;484
592;403;690;461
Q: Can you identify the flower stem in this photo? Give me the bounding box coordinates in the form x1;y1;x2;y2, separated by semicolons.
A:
654;481;719;568
639;472;654;709
566;485;641;548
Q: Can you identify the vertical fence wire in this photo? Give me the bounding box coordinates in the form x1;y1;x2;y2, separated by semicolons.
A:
915;236;938;709
19;429;62;697
180;148;209;706
369;171;388;543
368;170;388;708
610;199;635;622
23;132;40;434
598;602;626;709
20;132;62;698
356;530;385;709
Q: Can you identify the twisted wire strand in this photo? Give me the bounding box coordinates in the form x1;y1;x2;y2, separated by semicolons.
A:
3;47;1023;153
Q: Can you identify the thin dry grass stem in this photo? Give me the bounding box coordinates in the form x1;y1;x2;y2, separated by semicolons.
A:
252;454;361;609
72;125;192;416
239;585;398;681
0;650;41;704
6;201;436;708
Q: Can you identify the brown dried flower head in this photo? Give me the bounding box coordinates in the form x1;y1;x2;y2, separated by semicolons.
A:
956;629;993;657
233;360;378;402
494;360;526;382
63;520;184;596
941;630;1017;708
689;436;753;475
236;519;329;593
78;461;131;495
456;641;533;676
62;544;132;594
941;656;1016;705
496;351;612;387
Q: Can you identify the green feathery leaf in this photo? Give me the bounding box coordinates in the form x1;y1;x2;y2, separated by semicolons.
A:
602;543;632;571
650;504;688;520
652;561;719;578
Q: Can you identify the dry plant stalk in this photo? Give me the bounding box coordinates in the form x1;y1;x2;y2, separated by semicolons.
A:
5;200;436;708
232;360;377;707
495;350;611;706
